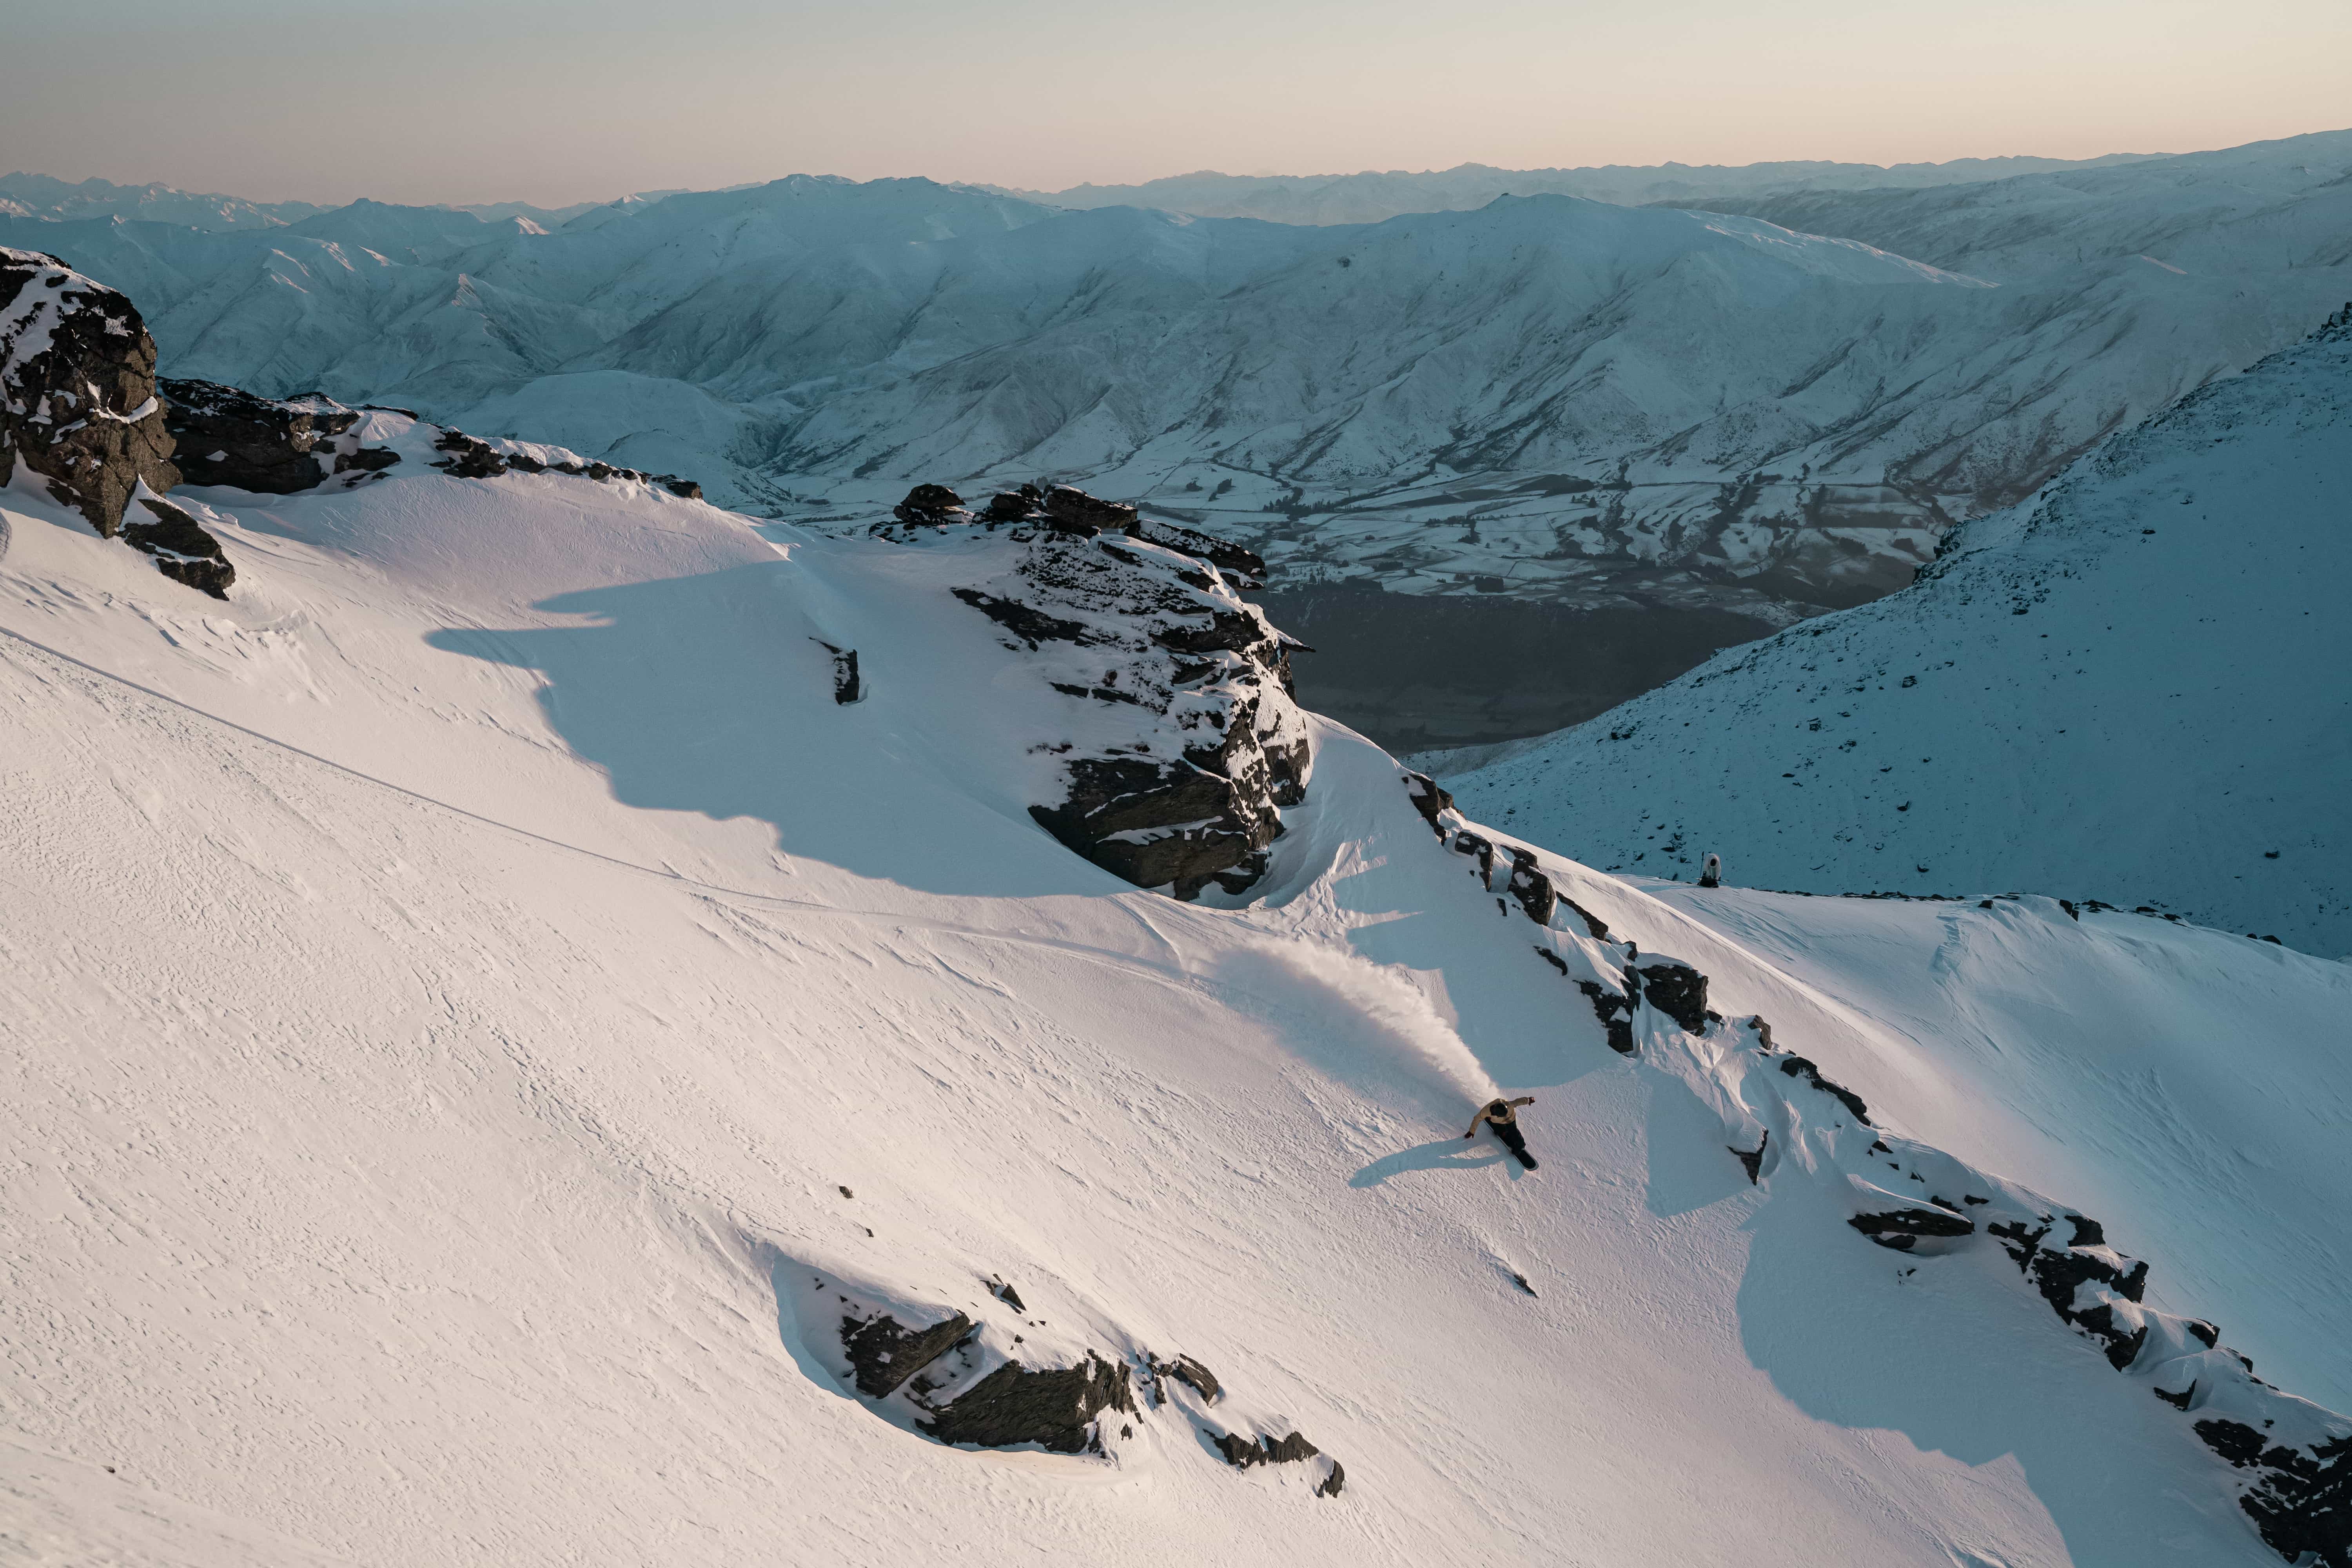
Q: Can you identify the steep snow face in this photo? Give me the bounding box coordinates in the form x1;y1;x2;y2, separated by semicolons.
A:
3;447;2349;1567
1440;310;2352;956
9;142;2347;633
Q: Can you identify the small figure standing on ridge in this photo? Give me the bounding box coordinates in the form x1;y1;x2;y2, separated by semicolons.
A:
1699;853;1723;889
1466;1096;1539;1169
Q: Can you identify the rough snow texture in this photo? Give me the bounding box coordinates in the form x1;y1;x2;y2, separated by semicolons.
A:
1443;305;2352;956
5;438;2350;1566
10;132;2349;626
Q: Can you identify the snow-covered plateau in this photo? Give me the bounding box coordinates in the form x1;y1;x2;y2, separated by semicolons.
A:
3;260;2349;1568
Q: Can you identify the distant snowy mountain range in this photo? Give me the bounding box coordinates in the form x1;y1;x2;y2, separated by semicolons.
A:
1438;306;2352;956
7;131;2347;745
0;171;622;234
1004;150;2167;227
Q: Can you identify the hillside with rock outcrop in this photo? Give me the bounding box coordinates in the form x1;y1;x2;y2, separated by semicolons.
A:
4;396;2349;1567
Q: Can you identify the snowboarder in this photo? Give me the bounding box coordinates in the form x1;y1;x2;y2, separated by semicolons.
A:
1699;853;1723;889
1466;1096;1539;1169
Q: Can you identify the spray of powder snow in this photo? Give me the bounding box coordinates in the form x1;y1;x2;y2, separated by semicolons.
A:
1211;939;1499;1116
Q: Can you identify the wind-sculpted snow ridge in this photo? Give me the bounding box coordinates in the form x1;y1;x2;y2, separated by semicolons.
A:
885;482;1310;899
1404;772;2352;1567
1442;302;2352;955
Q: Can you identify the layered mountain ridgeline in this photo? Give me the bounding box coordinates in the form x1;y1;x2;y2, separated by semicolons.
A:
1440;304;2352;956
1007;150;2165;225
0;171;604;232
7;133;2346;674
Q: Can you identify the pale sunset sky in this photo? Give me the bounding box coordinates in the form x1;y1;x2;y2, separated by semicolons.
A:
4;0;2347;204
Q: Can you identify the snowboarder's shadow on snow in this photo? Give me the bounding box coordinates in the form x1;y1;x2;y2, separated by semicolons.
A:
1348;1137;1518;1188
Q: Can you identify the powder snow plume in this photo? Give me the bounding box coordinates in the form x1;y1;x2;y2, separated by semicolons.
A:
1210;940;1499;1115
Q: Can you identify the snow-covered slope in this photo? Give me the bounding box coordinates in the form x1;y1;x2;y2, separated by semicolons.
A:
4;408;2349;1565
1440;307;2352;956
10;136;2348;646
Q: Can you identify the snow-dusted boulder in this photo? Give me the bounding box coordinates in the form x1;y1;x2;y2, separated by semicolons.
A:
0;247;179;534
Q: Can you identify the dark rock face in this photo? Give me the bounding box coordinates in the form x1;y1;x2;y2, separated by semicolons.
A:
932;486;1312;900
1635;960;1708;1033
922;1352;1134;1453
427;425;699;497
840;1308;975;1398
1506;848;1558;926
1454;829;1495;888
1131;517;1266;588
122;499;233;599
1212;1428;1346;1497
1730;1129;1769;1183
0;247;180;535
1776;1054;1871;1124
432;428;510;479
2193;1423;2352;1566
1985;1218;2151;1370
814;641;861;704
1576;980;1637;1055
1849;1205;1976;1250
895;483;970;526
1154;1354;1221;1403
1402;771;1453;835
158;377;368;494
1042;485;1137;534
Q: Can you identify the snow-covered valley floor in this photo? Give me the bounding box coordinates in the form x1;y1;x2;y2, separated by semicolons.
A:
3;438;2346;1566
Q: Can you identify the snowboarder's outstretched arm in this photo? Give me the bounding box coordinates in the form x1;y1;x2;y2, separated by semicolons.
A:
1464;1107;1491;1138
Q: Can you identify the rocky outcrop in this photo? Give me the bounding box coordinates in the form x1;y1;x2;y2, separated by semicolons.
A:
0;247;180;534
1633;960;1709;1034
1505;848;1558;926
158;378;394;493
839;1305;975;1398
2194;1424;2352;1566
427;427;701;497
919;483;1312;900
1212;1427;1346;1497
1150;1354;1222;1403
122;498;233;599
922;1352;1135;1453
